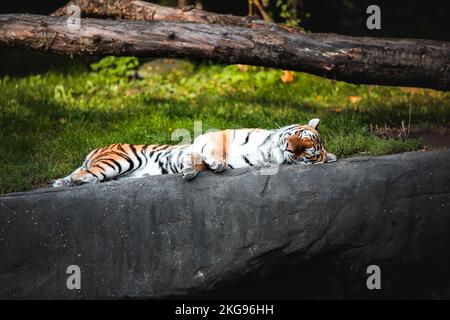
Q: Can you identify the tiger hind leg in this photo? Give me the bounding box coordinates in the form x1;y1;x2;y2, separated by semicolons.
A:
53;167;84;187
53;165;108;187
69;169;102;185
52;175;74;187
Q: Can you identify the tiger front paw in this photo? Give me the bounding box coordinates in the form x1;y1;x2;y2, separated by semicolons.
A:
181;166;198;181
181;152;204;181
206;159;227;173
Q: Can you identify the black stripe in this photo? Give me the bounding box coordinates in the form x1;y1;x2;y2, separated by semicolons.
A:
165;152;173;173
141;150;148;166
100;160;117;171
117;144;126;153
155;152;162;162
159;161;168;174
167;152;177;173
114;150;133;159
260;150;270;163
106;158;122;172
84;148;101;167
92;164;107;171
228;164;234;169
157;145;170;151
141;145;150;163
175;149;184;172
284;125;297;131
90;148;101;157
171;151;179;173
242;130;253;145
86;170;99;179
243;156;254;166
258;132;273;147
117;153;134;176
130;144;143;169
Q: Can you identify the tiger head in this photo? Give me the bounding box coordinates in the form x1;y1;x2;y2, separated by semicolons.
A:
280;118;337;164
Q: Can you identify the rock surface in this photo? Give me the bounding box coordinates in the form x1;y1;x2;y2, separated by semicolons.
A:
0;150;449;299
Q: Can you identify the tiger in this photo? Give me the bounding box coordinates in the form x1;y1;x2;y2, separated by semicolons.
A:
53;118;337;187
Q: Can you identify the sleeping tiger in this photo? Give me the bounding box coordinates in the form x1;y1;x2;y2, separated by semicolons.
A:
53;118;337;187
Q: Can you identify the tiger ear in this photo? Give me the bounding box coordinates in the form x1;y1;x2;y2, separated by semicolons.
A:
308;118;320;129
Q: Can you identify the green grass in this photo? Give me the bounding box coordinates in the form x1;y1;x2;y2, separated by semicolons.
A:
1;59;449;194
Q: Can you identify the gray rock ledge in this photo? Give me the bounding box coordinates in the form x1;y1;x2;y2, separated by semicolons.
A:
0;149;449;299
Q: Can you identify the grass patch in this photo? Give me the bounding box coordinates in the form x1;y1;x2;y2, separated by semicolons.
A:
1;59;449;194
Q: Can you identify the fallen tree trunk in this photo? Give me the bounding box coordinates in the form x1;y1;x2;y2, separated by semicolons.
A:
0;14;449;90
51;0;265;29
0;150;449;299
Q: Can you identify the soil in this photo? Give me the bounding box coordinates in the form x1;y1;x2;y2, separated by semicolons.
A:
371;126;450;150
410;128;450;149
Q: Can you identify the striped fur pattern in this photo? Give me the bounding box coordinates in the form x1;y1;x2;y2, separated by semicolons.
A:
53;118;336;187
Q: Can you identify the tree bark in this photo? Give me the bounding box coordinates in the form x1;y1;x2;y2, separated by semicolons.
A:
51;0;263;29
0;14;449;91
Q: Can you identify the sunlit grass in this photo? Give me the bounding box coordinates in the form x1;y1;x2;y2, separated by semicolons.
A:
1;60;449;194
